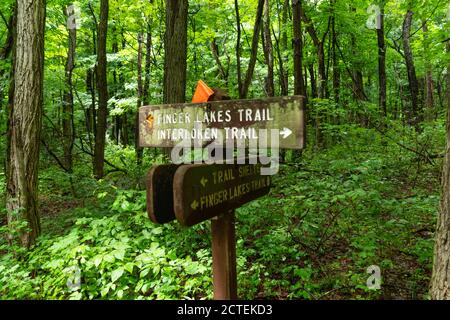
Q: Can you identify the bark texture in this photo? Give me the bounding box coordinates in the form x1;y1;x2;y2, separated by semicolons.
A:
163;0;188;104
430;33;450;300
6;0;46;247
93;0;109;179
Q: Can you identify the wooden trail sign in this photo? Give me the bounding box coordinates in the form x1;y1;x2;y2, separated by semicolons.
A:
173;163;271;227
139;95;305;150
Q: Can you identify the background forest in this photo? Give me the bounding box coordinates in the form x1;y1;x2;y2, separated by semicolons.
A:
0;0;449;299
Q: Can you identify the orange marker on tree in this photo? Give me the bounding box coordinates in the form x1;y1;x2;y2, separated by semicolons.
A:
192;80;215;103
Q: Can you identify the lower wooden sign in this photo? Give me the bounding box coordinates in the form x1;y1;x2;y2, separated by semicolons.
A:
146;164;180;224
173;163;271;227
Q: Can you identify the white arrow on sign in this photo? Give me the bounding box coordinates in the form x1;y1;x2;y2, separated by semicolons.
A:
280;128;292;139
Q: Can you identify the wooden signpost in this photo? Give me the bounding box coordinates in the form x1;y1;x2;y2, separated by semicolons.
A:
139;95;305;300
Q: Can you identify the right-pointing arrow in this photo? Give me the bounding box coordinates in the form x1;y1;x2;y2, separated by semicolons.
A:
280;128;292;139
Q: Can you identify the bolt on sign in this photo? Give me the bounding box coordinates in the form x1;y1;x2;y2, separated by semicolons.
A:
139;96;305;150
173;163;271;227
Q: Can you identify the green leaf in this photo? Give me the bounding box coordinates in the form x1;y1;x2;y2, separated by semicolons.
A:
111;268;124;282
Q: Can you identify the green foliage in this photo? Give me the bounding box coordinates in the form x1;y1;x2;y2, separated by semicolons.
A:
0;189;212;300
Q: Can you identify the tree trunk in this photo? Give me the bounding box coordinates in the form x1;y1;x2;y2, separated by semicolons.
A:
93;0;109;179
430;37;450;299
136;32;144;164
331;3;340;103
6;0;46;248
262;0;274;97
279;0;289;96
143;21;152;105
351;34;366;101
240;0;265;99
63;4;76;173
235;0;242;98
301;10;328;98
402;9;420;126
163;0;188;104
309;63;317;98
111;26;120;145
210;38;229;85
377;6;387;116
292;0;305;97
423;22;434;111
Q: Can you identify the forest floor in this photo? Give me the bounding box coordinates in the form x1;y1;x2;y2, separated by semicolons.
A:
0;122;442;299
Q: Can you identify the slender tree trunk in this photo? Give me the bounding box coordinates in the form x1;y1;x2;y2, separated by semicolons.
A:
85;68;95;150
93;0;109;179
119;32;128;145
163;0;188;104
430;38;450;300
210;38;229;85
262;0;274;97
331;3;340;103
377;6;387;116
423;22;434;111
301;11;328;98
6;0;46;248
63;4;76;173
240;0;265;99
235;0;243;98
402;9;420;126
309;63;317;98
292;0;305;97
143;21;152;105
351;34;366;101
279;0;289;96
111;26;120;145
136;32;144;164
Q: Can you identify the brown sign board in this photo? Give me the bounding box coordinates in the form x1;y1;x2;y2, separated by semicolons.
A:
173;163;271;227
146;164;180;224
139;96;305;150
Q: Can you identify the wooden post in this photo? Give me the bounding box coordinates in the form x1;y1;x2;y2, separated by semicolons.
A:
211;210;237;300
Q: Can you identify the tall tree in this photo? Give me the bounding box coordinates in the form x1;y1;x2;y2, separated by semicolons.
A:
402;8;420;125
422;22;434;111
143;21;152;106
430;35;450;300
136;32;144;164
6;0;46;247
62;4;76;174
163;0;188;104
93;0;109;179
261;0;274;97
236;0;264;99
331;0;340;103
377;3;387;116
292;0;305;97
301;9;330;98
350;7;366;101
279;0;289;96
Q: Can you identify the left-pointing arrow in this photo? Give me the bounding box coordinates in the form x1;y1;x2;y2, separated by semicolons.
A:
191;200;199;210
200;177;208;187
